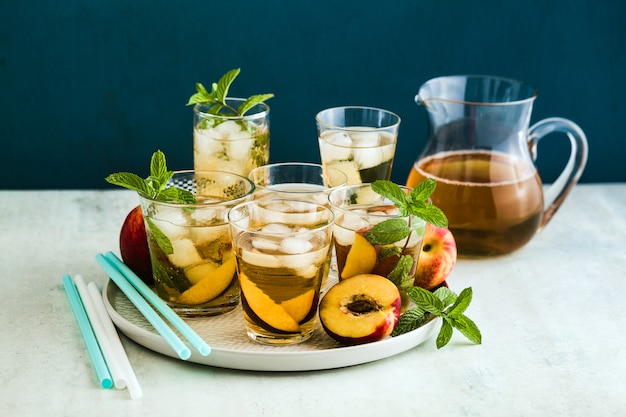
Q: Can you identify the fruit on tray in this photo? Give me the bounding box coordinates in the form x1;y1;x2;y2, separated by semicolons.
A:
319;274;401;345
177;257;236;305
340;232;377;279
413;224;457;290
119;205;153;284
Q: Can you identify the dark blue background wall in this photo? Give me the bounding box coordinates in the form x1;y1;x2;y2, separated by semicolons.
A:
1;0;624;189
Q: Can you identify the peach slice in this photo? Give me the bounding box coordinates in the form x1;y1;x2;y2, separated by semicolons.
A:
177;257;236;305
280;290;315;323
239;273;300;333
340;233;377;279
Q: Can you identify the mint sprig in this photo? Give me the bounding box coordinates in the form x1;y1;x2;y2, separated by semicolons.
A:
105;150;195;204
371;179;448;228
392;286;482;349
186;68;274;116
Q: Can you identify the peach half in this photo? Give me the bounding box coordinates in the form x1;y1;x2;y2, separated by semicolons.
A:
319;274;401;345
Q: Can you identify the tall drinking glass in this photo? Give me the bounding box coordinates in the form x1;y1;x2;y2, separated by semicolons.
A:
316;106;400;184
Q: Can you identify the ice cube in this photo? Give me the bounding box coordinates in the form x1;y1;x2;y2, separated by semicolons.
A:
353;147;384;169
281;247;329;277
215;120;244;136
168;238;203;268
251;236;281;251
319;131;353;161
350;130;381;147
191;224;229;245
279;237;314;254
227;137;254;161
190;207;220;224
327;160;361;185
261;223;293;234
241;249;280;268
149;209;189;240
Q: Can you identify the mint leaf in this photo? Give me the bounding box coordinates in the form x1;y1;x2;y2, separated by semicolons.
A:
186;68;273;116
238;93;274;115
216;68;240;103
436;319;454;349
145;217;173;255
433;286;458;306
105;172;152;196
394;285;481;349
365;218;411;245
406;286;444;314
446;287;472;317
391;307;430;335
448;315;482;345
105;150;196;204
371;180;410;215
371;179;448;228
386;255;414;288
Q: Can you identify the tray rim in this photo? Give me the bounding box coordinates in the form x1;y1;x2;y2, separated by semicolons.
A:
103;279;440;372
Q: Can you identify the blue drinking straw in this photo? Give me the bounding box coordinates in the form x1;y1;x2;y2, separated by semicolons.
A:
103;251;211;357
95;254;192;360
61;274;113;389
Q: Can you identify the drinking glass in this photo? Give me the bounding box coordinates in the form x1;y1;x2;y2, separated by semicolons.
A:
316;106;400;184
138;170;255;317
228;199;335;345
193;98;270;177
247;162;347;205
328;184;426;282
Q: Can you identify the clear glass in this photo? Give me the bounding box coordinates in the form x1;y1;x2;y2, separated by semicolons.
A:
247;162;347;206
228;199;334;345
328;184;426;281
406;75;588;257
193;98;270;177
138;170;255;317
316;106;400;184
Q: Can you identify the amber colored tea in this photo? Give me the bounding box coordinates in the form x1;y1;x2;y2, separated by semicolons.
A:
407;150;544;256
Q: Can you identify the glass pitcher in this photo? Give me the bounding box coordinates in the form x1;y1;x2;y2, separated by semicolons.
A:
406;75;588;257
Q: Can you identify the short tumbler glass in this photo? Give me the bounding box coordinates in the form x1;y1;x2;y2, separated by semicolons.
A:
316;106;400;184
247;162;347;205
138;170;255;317
228;199;335;345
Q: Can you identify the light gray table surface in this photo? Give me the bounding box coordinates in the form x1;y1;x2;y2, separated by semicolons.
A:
1;184;625;416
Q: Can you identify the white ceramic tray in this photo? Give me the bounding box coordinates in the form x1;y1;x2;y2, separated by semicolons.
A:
103;279;440;372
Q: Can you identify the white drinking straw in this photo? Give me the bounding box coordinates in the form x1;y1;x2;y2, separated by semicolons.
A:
103;251;211;357
74;274;127;390
87;281;143;400
95;253;192;360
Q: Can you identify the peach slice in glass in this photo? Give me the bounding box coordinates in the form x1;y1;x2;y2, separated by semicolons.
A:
340;233;377;279
177;257;236;305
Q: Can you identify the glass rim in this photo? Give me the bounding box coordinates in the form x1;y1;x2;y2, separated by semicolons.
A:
247;162;348;190
328;183;414;219
228;198;335;234
137;169;255;208
193;97;270;120
417;74;538;107
315;105;401;130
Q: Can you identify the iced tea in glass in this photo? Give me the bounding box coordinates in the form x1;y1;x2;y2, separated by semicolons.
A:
228;199;334;345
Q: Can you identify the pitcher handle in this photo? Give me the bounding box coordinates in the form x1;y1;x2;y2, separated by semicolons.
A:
528;117;588;230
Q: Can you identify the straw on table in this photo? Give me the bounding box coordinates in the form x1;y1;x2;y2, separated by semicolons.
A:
74;274;126;390
87;281;143;400
61;274;113;389
103;251;211;357
95;254;192;360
